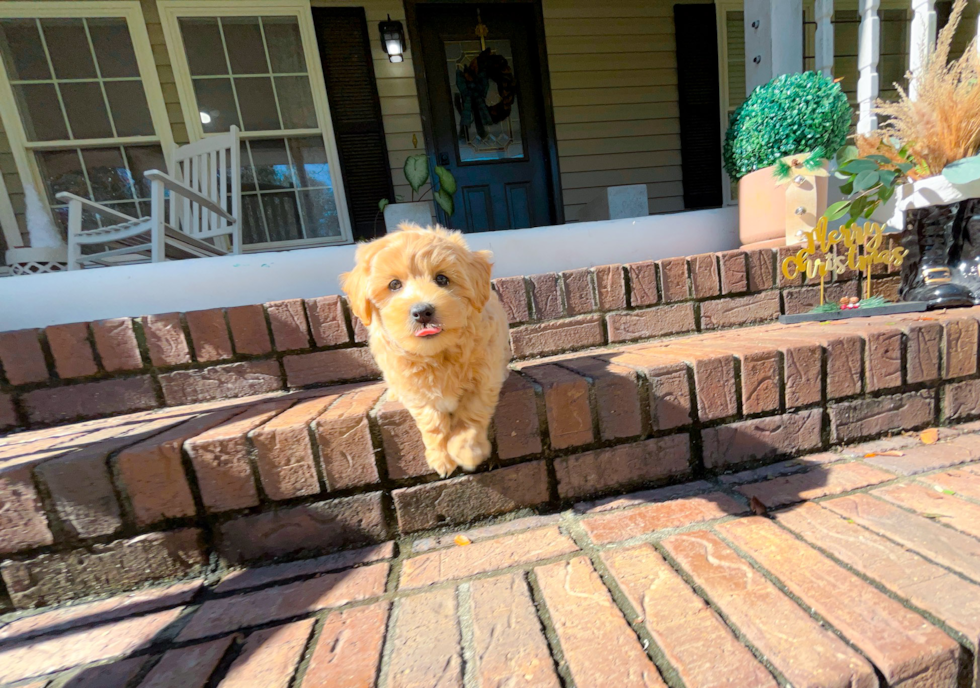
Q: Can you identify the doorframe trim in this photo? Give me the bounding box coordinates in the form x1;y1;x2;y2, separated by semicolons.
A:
403;0;564;227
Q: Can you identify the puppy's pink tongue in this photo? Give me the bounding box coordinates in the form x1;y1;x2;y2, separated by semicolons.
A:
415;326;442;337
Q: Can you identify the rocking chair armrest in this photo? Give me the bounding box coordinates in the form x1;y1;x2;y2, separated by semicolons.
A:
144;170;236;223
54;192;137;225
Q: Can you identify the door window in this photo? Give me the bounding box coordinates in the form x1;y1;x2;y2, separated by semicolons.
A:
445;39;525;162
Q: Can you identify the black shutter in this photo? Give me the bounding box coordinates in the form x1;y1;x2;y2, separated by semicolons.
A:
936;2;951;31
311;8;394;241
673;4;723;209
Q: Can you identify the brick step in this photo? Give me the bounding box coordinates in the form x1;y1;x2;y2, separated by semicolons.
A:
2;442;979;687
3;307;980;610
0;244;904;431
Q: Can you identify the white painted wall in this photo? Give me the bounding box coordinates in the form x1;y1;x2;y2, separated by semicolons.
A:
0;208;738;330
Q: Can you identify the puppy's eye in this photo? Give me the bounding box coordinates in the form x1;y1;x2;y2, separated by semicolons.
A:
435;274;450;287
388;279;402;291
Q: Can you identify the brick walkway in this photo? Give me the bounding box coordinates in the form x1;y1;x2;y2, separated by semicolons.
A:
2;426;980;687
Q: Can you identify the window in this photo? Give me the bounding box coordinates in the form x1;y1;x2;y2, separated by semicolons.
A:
0;4;172;234
160;2;351;249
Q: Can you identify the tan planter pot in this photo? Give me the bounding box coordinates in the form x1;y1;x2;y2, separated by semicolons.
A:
738;160;829;248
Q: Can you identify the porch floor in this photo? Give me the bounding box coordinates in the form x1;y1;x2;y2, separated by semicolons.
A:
2;423;980;687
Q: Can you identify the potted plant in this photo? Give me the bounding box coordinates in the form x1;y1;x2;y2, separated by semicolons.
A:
378;153;457;234
826;0;980;308
724;71;852;248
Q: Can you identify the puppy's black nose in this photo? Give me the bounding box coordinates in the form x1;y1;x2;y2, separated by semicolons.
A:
411;302;436;324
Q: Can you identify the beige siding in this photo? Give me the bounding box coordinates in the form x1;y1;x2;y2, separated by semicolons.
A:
141;0;186;146
543;0;693;220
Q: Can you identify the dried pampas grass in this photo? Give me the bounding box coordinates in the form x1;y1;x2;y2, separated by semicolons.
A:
853;133;927;179
874;0;980;176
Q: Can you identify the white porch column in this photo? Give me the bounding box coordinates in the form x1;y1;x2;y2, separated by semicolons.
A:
744;0;804;94
856;0;881;133
815;0;834;77
909;0;936;99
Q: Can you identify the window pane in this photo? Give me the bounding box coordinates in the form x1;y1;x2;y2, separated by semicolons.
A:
82;148;134;202
235;77;279;130
36;149;88;202
105;81;154;136
276;76;317;129
263;17;304;73
60;82;113;139
100;200;138;221
41;19;96;80
88;18;139;78
288;137;331;188
0;19;50;80
194;78;241;132
297;188;340;238
14;84;69;140
221;17;268;74
180;18;227;76
239;142;257;192
241;195;266;243
125;145;166;197
248;139;294;191
260;191;302;242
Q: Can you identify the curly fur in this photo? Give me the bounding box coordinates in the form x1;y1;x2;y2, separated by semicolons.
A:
340;224;511;477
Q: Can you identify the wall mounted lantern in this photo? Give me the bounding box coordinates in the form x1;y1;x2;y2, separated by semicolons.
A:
379;16;406;63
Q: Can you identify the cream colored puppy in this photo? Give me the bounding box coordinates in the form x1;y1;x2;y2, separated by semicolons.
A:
341;224;511;477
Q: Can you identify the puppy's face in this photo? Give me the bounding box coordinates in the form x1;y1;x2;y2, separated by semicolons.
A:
341;226;492;355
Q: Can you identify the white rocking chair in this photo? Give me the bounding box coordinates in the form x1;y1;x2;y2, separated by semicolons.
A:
58;126;242;270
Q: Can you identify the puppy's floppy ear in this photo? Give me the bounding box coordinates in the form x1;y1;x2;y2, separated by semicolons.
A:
465;249;493;312
340;241;381;326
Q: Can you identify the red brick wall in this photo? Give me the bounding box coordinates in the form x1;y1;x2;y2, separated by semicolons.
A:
0;246;902;430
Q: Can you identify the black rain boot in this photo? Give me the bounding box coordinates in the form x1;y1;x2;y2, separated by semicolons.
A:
950;199;980;304
900;202;975;309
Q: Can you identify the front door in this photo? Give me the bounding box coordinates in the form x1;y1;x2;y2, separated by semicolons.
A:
414;2;560;231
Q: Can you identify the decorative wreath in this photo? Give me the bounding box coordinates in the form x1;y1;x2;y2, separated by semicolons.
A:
454;49;516;138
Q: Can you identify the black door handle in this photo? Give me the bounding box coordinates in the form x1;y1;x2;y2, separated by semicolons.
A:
438;152;451;166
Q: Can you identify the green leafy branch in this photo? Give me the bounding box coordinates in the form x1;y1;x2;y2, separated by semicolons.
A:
823;141;919;224
377;153;458;227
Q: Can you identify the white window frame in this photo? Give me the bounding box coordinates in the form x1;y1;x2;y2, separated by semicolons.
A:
158;0;353;250
0;169;17;250
0;1;175;249
716;0;743;207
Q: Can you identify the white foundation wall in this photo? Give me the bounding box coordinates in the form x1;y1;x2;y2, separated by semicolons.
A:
0;208;737;330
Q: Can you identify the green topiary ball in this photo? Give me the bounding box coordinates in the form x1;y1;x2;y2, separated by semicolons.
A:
723;71;852;182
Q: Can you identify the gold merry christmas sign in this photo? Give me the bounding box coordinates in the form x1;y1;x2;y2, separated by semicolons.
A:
782;218;908;306
781;217;907;281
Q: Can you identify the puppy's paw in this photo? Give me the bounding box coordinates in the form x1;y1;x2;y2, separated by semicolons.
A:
426;449;457;478
447;427;491;472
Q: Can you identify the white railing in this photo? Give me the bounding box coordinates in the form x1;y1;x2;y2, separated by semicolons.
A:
909;0;937;99
814;0;946;132
856;0;882;133
815;0;835;77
